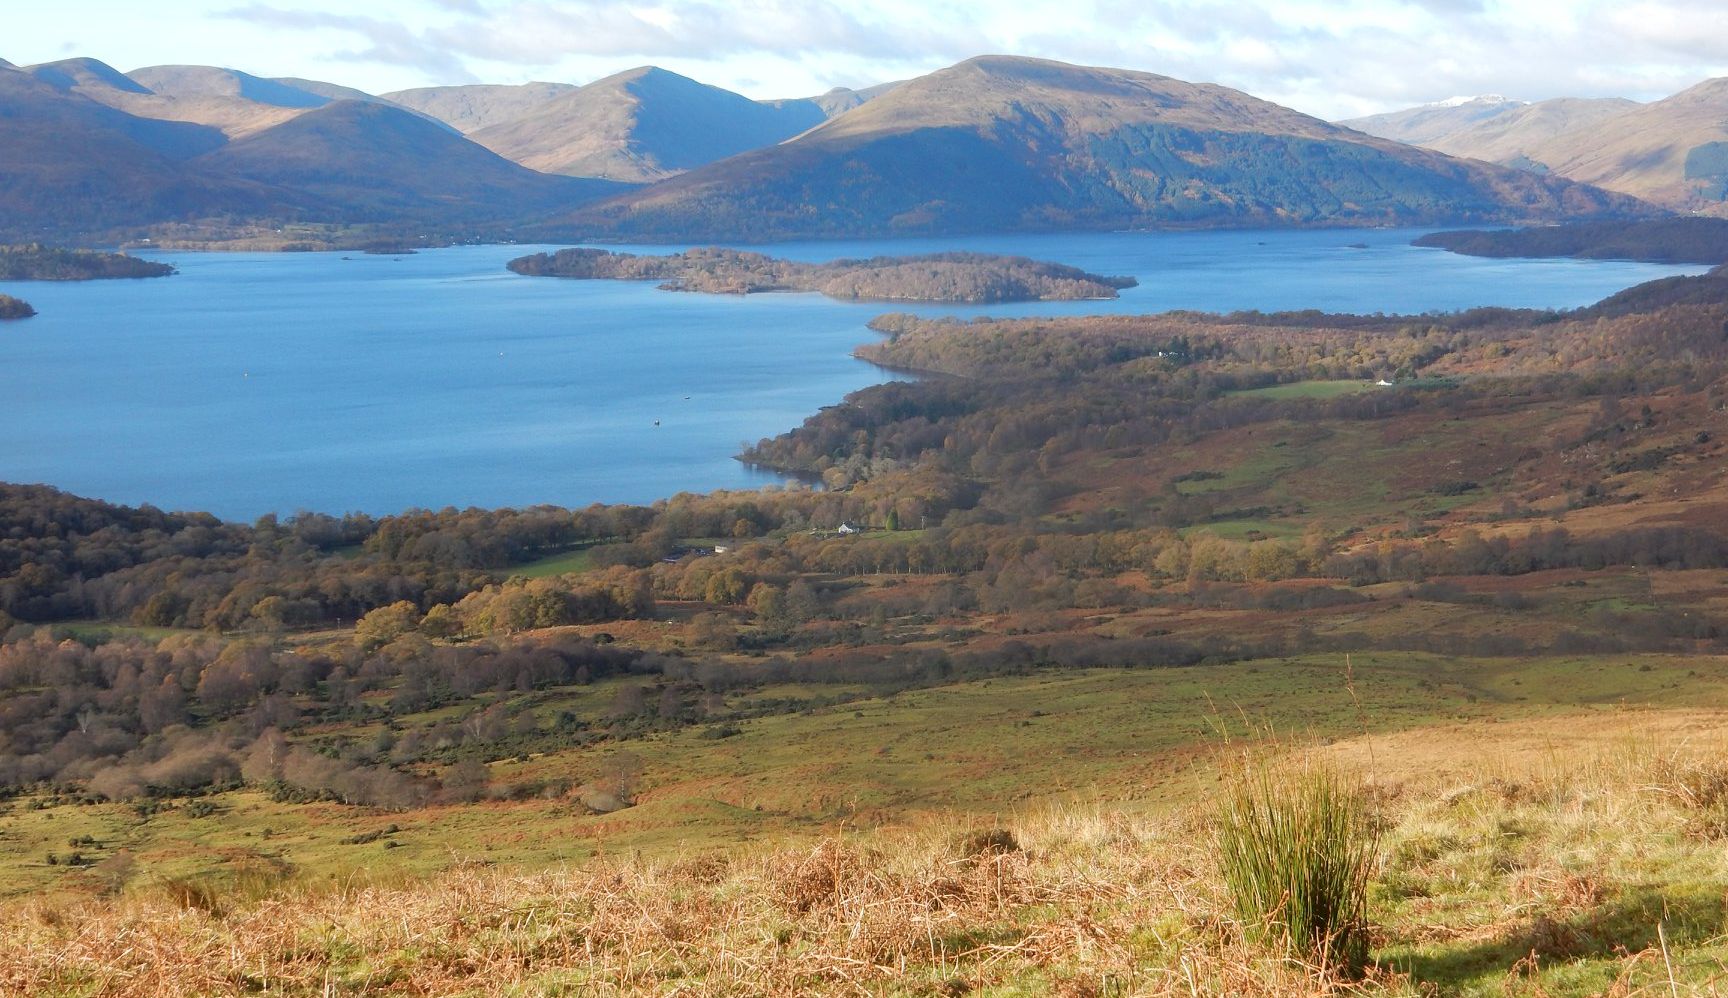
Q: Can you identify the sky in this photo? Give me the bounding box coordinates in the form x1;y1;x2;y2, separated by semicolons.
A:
6;0;1728;119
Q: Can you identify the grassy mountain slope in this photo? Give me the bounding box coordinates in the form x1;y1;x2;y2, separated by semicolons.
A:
1424;97;1640;168
1339;95;1525;144
24;56;151;95
126;65;332;109
469;66;827;182
267;76;385;105
802;80;903;117
19;58;303;141
1344;96;1640;172
195;100;628;221
1524;77;1728;211
556;56;1654;241
382;81;579;133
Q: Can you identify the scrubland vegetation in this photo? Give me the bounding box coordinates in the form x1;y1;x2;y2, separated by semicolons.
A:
10;257;1728;993
507;246;1138;302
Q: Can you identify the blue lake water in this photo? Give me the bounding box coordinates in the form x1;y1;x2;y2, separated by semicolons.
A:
0;228;1708;520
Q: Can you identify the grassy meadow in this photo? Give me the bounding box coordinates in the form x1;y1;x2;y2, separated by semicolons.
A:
9;650;1728;995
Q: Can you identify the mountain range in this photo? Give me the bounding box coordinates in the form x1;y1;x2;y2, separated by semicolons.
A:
552;56;1649;241
460;66;831;183
0;52;1698;245
1344;82;1728;214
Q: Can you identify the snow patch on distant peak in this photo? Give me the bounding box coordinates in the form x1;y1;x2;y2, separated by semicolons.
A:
1426;94;1525;108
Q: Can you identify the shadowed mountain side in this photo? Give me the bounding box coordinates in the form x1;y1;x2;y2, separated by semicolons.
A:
470;67;827;182
548;56;1656;242
383;82;580;133
0;65;299;239
195;101;632;222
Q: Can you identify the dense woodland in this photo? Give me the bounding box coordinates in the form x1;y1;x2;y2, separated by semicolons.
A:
1414;216;1728;263
0;244;174;281
506;247;1137;303
0;294;33;318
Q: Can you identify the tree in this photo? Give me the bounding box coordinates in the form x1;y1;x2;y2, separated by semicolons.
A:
688;612;737;651
354;601;421;650
746;583;786;627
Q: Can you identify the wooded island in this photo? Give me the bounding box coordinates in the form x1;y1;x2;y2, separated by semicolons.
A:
0;244;174;281
506;247;1138;303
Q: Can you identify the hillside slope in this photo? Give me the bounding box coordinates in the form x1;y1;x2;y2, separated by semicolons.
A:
0;64;297;239
1343;95;1640;172
469;66;826;182
383;81;578;133
20;58;304;140
1425;97;1639;168
1524;77;1728;211
554;56;1654;241
1340;94;1528;145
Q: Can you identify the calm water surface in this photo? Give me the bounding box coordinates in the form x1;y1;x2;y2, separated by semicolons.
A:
0;229;1707;519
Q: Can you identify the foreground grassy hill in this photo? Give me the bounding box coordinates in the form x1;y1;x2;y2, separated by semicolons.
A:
10;699;1728;995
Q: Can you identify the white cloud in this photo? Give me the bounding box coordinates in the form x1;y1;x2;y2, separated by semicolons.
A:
11;0;1728;117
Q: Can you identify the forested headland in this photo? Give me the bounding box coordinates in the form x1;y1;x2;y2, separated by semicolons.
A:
1414;216;1728;263
0;295;34;319
0;244;174;281
506;246;1138;303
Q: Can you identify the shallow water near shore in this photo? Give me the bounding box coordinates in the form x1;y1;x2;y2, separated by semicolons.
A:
0;228;1706;520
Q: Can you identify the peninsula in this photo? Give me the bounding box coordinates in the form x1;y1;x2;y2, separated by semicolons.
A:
505;246;1138;303
0;295;34;319
0;244;174;281
1414;217;1728;264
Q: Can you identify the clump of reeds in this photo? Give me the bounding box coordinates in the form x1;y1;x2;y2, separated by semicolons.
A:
1215;756;1380;977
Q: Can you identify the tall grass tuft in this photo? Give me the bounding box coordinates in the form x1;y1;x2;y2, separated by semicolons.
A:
1215;757;1380;977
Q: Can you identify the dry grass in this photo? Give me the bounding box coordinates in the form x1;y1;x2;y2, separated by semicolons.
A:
0;804;1394;997
11;726;1728;996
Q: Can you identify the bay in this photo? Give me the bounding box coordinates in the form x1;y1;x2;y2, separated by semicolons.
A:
0;228;1707;520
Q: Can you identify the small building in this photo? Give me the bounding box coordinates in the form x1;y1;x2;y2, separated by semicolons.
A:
712;544;732;554
836;522;862;535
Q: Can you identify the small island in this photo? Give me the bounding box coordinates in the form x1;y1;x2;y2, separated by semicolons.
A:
506;247;1138;304
0;295;35;320
0;244;175;281
1414;218;1728;265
